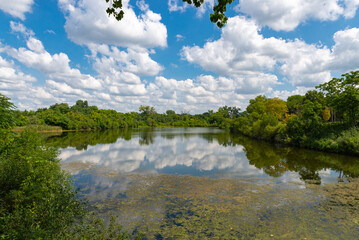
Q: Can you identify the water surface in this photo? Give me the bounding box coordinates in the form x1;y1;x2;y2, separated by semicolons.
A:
46;128;359;239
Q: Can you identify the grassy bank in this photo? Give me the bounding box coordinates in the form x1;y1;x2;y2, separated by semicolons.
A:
13;125;63;133
231;116;359;156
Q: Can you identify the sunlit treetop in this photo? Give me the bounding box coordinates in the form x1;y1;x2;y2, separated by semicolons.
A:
0;93;15;129
106;0;235;28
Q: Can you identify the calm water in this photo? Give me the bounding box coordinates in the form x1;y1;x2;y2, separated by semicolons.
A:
46;128;359;239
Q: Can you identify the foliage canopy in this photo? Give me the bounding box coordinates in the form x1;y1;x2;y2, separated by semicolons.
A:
317;71;359;126
106;0;235;27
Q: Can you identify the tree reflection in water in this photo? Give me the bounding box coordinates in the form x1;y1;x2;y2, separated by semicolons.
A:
45;128;359;183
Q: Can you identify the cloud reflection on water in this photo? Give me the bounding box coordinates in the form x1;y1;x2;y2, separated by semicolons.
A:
53;128;359;184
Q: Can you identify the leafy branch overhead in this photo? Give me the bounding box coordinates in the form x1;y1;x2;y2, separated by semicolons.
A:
106;0;234;28
105;0;124;21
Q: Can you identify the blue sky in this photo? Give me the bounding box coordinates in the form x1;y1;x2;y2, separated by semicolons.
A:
0;0;359;113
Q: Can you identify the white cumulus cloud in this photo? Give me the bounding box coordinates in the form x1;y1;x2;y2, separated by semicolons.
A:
0;0;34;20
58;0;167;48
10;21;34;36
330;27;359;71
0;56;36;84
91;44;163;77
168;0;359;31
237;0;359;31
182;16;359;89
168;0;214;17
6;25;102;90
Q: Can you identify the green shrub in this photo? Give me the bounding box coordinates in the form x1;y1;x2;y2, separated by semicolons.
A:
314;138;339;152
0;130;84;239
308;127;359;155
337;128;359;154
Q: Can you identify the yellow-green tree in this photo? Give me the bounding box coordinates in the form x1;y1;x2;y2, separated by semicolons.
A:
322;107;331;121
264;98;288;120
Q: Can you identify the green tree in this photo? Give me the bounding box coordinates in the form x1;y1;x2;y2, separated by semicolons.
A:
0;93;15;129
218;106;241;119
166;110;176;115
71;100;90;114
43;109;70;129
317;71;359;126
230;95;286;141
0;130;139;239
228;106;241;118
304;90;325;105
287;95;305;114
246;95;267;116
49;103;70;114
286;100;324;144
139;105;156;117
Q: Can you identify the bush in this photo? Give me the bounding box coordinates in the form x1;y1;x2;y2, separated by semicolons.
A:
308;127;359;155
337;128;359;154
0;130;142;239
0;130;84;239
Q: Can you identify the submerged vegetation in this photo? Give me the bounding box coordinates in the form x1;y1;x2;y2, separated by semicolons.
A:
78;173;359;240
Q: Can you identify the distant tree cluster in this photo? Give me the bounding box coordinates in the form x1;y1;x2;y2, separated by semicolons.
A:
9;96;241;130
231;71;359;155
23;100;126;130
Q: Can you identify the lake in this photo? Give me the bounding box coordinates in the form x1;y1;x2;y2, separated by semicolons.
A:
46;128;359;239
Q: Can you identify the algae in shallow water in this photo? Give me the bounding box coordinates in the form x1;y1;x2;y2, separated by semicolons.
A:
83;173;359;239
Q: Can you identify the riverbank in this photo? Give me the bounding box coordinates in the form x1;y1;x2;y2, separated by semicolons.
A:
16;122;358;157
230;123;359;157
13;125;95;133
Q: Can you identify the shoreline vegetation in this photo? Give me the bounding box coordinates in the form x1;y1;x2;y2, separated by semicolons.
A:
5;71;359;156
229;71;359;156
0;97;143;239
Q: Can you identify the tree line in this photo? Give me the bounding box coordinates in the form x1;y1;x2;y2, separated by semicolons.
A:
12;100;241;130
3;70;359;156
